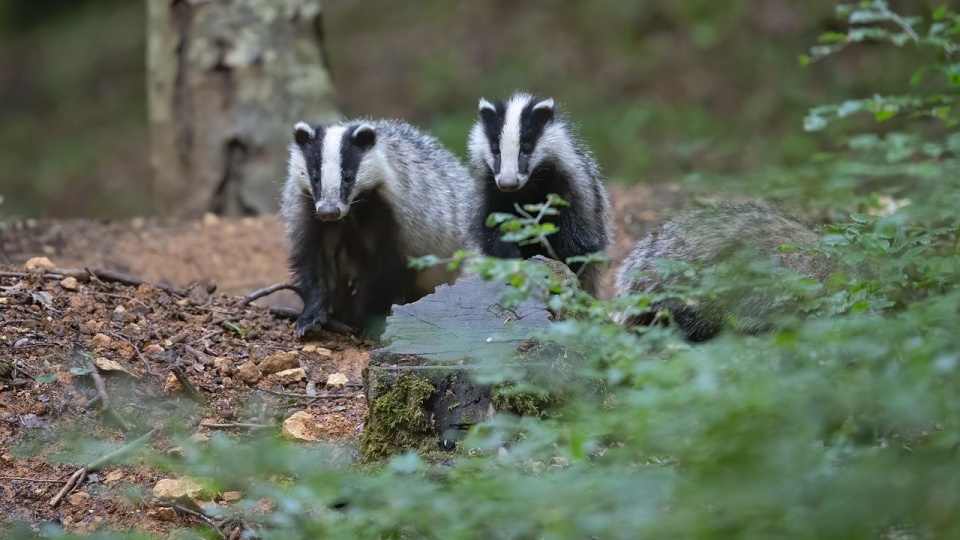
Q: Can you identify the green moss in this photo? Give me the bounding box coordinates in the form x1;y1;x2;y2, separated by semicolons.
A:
359;371;436;463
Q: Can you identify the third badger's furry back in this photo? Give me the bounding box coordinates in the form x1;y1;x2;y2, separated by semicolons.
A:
468;93;613;296
614;200;838;341
280;119;475;337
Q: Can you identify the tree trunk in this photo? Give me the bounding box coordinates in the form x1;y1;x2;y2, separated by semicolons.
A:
147;0;339;218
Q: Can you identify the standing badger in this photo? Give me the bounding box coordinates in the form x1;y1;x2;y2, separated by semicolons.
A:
280;119;475;337
613;200;840;341
468;93;613;296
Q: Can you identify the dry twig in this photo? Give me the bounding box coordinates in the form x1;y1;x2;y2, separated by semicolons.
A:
199;422;273;431
0;266;184;296
239;282;295;306
171;366;208;405
49;428;158;507
85;358;134;432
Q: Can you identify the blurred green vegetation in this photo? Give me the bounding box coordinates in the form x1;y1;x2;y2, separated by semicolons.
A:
0;0;943;218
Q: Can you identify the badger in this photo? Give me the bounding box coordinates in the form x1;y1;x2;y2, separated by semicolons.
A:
280;119;476;337
467;93;613;296
613;200;840;341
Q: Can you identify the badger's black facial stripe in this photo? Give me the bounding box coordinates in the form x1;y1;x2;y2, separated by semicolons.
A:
518;99;552;158
299;125;325;190
338;123;373;203
480;100;507;157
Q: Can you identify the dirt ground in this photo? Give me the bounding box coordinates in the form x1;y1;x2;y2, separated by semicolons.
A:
0;183;688;536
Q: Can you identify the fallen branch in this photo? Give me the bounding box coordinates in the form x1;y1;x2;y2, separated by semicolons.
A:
0;266;185;296
171;366;208;405
0;475;69;484
239;282;295;306
86;358;134;432
50;428;158;507
161;503;226;539
185;344;213;366
199;422;273;431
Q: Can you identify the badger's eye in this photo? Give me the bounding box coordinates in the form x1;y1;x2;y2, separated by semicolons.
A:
491;146;501;155
520;144;533;154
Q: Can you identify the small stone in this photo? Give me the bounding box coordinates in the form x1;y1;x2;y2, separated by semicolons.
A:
25;257;55;270
42;245;56;255
222;491;242;502
190;433;210;444
145;344;164;355
236;361;262;385
148;507;178;522
282;411;320;441
275;367;306;385
91;333;112;347
202;212;220;227
152;477;214;501
130;217;145;229
213;357;230;369
66;491;90;505
104;470;126;483
59;277;79;290
301;344;317;353
259;351;300;375
326;372;349;390
163;373;182;393
93;357;136;377
114;305;126;315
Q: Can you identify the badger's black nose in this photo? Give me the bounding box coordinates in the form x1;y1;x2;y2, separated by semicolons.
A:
317;204;342;221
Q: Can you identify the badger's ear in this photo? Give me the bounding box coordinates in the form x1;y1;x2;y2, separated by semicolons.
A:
530;98;555;126
352;123;376;150
293;122;315;145
478;98;498;125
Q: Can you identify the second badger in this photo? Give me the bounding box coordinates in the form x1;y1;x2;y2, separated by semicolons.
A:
280;119;475;336
468;93;613;296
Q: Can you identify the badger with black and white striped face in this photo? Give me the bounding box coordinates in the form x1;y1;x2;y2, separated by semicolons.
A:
468;93;613;296
280;119;475;337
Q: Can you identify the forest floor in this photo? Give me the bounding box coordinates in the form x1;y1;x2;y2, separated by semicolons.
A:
0;183;689;536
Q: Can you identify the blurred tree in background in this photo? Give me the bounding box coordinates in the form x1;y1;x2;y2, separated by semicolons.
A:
0;0;945;218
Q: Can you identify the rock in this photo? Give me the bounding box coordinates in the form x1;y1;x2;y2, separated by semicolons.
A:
202;212;220;227
148;507;178;522
213;356;230;370
222;491;242;502
275;367;306;385
326;372;349;390
163;373;182;393
190;433;210;444
25;257;55;270
282;411;320;441
104;470;126;483
152;477;215;501
66;491;90;506
302;344;332;357
236;361;262;385
91;333;112;347
259;350;300;375
60;277;79;291
145;344;165;355
93;357;137;378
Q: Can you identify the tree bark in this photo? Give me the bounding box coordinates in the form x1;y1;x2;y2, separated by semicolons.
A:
147;0;339;218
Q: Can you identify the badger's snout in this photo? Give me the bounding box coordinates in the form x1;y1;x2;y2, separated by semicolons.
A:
495;173;527;192
316;202;343;221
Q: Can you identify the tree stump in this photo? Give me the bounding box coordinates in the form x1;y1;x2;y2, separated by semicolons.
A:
147;0;340;218
360;258;577;462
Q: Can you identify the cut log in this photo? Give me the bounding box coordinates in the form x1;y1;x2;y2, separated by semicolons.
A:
361;257;577;462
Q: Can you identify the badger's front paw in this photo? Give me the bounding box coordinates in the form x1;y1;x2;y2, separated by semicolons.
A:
296;304;329;338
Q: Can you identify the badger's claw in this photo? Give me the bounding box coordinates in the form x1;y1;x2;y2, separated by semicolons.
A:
295;305;329;338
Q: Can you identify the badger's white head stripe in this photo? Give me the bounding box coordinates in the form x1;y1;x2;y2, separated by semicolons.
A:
319;126;347;208
496;94;530;189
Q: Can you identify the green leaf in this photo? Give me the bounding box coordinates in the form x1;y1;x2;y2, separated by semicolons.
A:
932;4;949;21
874;108;898;121
819;31;848;44
798;54;811;67
69;367;92;376
35;374;58;384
